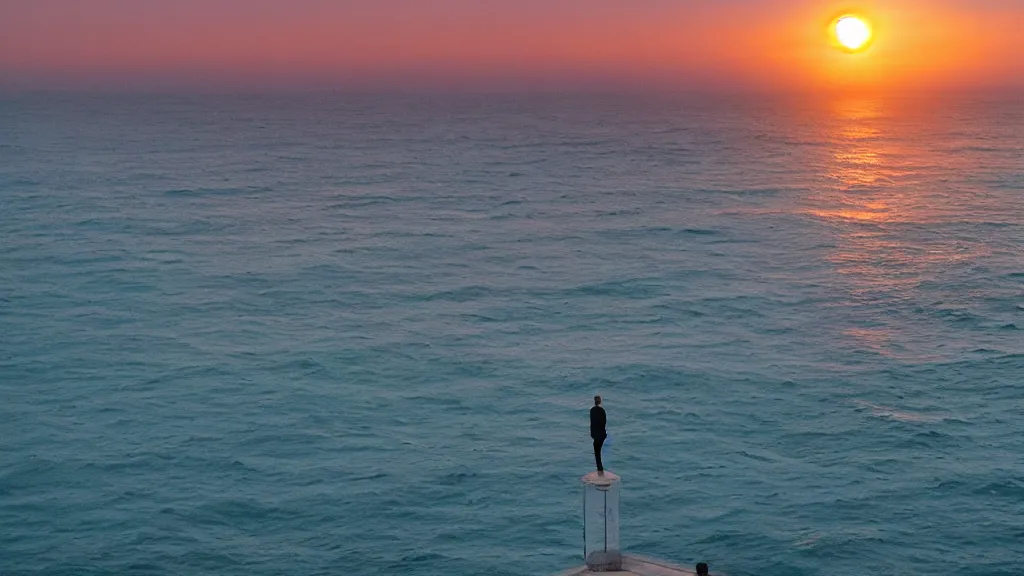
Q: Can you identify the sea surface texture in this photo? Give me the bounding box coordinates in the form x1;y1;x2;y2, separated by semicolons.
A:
2;93;1023;576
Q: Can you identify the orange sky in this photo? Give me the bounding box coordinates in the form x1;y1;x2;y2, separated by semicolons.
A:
1;0;1021;92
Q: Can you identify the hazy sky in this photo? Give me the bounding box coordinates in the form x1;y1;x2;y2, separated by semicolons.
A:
2;0;1021;92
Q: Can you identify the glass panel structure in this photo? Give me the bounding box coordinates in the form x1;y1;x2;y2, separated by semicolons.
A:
581;471;621;571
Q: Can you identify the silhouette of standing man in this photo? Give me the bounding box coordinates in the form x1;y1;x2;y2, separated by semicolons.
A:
590;395;607;473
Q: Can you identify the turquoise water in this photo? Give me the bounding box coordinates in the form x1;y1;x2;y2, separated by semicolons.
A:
2;93;1023;575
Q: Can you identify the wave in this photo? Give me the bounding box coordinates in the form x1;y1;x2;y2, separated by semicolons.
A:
852;400;948;423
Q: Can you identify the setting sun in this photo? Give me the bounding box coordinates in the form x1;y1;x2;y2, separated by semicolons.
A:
834;15;873;51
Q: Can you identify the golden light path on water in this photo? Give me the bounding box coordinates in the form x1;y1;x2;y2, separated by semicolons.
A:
806;98;998;362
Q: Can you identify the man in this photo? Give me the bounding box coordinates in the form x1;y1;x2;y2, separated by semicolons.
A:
696;562;709;575
590;395;607;473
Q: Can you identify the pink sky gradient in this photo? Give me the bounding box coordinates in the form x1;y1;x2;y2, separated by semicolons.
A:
2;0;1021;92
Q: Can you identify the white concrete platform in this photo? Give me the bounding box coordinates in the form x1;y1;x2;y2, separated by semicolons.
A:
581;470;621;487
553;554;698;576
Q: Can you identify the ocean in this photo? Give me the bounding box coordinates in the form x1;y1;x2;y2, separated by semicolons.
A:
1;92;1022;576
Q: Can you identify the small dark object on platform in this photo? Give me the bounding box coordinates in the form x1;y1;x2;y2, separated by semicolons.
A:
696;562;709;576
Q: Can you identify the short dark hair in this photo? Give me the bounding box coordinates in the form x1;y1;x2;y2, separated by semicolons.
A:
594;395;601;405
696;562;708;575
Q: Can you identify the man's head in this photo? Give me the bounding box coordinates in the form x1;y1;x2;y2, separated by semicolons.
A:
696;562;709;576
594;395;602;406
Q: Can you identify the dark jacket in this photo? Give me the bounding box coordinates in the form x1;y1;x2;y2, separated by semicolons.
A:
590;406;607;439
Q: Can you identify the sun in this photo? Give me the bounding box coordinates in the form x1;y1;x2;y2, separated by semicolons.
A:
834;15;873;51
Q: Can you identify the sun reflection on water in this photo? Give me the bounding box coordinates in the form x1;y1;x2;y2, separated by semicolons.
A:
806;98;911;223
807;97;988;361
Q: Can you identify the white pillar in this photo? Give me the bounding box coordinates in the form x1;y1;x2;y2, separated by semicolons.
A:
581;471;621;571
